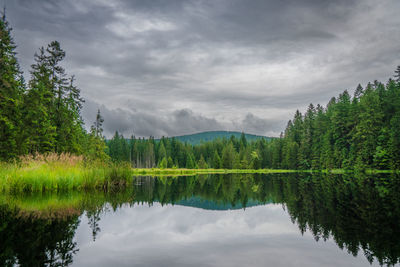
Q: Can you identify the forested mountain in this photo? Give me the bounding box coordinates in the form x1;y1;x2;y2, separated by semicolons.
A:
171;131;271;145
176;196;262;210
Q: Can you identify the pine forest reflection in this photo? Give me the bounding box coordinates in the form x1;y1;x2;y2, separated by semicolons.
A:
1;173;399;266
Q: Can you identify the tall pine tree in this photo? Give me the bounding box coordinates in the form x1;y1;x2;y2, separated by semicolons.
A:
0;10;25;159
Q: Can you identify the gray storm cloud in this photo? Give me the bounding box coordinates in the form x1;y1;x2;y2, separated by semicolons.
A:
82;99;282;138
4;0;400;137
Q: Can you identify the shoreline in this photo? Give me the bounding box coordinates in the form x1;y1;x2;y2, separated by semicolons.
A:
1;156;397;193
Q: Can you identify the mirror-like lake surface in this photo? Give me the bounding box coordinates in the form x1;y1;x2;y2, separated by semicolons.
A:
1;173;400;266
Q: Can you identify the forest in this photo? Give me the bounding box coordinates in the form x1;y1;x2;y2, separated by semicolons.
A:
106;72;400;170
0;12;107;161
1;12;400;171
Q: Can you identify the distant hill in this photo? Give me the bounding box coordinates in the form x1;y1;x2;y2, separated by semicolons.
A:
170;131;272;145
175;196;266;210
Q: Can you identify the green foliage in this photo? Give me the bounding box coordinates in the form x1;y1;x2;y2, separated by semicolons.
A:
185;153;196;169
23;47;57;153
0;12;25;159
221;142;235;168
268;73;400;171
0;14;106;162
24;42;86;155
84;131;109;162
212;150;222;168
167;157;174;168
198;155;208;169
158;157;167;169
250;150;261;169
0;153;132;193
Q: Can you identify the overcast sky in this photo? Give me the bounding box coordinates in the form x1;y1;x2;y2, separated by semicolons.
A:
3;0;400;137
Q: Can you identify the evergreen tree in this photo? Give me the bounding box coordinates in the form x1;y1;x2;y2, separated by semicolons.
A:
144;140;155;167
185;153;196;169
353;84;384;168
353;84;364;100
56;75;85;153
24;47;56;153
250;150;261;169
395;65;400;83
389;113;400;169
331;91;352;168
158;142;167;164
45;41;69;152
24;41;86;155
167;156;174;168
212;150;222;169
198;155;208;169
298;103;315;169
85;112;108;161
0;11;25;159
240;132;247;147
92;109;104;138
158;157;167;168
221;142;235;169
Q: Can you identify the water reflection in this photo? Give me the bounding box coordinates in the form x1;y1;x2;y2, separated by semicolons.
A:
0;206;79;266
0;173;399;266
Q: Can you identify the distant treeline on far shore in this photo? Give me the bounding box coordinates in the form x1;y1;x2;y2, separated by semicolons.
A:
107;70;400;170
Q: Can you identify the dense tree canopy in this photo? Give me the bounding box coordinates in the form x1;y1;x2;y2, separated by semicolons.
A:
276;78;400;170
0;13;107;161
0;12;24;159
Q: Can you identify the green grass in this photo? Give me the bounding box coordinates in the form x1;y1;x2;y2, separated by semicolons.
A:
0;154;397;193
0;154;133;193
131;168;300;176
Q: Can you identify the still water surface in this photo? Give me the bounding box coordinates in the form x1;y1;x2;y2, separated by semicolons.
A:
1;173;399;266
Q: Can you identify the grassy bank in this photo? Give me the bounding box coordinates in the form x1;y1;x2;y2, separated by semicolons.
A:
131;168;300;176
0;154;397;193
0;154;132;193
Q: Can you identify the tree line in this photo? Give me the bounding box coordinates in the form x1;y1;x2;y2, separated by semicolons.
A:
0;12;107;161
107;70;400;170
274;74;400;170
107;131;267;169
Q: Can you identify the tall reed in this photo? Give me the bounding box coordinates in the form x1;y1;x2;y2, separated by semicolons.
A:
0;153;133;193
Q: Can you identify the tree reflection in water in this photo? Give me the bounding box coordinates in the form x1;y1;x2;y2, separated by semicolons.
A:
0;173;399;266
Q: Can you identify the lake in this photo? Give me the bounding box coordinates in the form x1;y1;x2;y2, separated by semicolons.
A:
1;173;399;266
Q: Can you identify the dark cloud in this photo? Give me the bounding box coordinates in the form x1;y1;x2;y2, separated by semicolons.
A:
82;99;279;138
238;114;284;136
3;0;400;137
